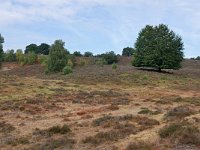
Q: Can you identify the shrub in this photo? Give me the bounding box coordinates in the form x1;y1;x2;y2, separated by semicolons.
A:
83;124;137;145
0;122;16;133
35;124;71;137
126;141;153;150
66;54;76;66
4;50;16;62
100;51;118;64
32;136;76;149
80;60;86;66
96;58;107;67
6;137;29;146
46;40;68;73
112;63;117;70
138;108;152;114
38;55;48;65
16;49;24;62
63;66;73;75
159;122;200;145
48;124;71;134
138;117;160;126
67;59;74;68
24;51;37;65
165;105;194;120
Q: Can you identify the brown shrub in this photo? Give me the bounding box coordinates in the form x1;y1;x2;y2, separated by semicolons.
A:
159;122;200;146
165;105;194;120
0;122;15;134
126;141;154;150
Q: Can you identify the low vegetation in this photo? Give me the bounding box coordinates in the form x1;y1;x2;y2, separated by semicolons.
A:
126;141;154;150
159;122;200;145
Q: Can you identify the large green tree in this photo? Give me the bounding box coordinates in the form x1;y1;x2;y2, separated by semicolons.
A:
133;24;184;71
0;34;4;67
46;40;68;72
122;47;135;56
73;51;82;57
25;44;38;54
37;43;50;55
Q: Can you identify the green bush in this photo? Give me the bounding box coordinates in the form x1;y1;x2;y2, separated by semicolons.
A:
38;55;48;65
63;66;73;75
24;51;37;65
66;54;76;67
80;60;86;66
100;51;118;64
67;59;74;68
112;63;117;70
96;58;107;67
46;40;68;73
4;50;16;62
16;49;24;62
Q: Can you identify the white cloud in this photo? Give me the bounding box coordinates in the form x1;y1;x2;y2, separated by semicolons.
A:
0;0;200;56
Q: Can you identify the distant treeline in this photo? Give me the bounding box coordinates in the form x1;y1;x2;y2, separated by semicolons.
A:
1;24;199;73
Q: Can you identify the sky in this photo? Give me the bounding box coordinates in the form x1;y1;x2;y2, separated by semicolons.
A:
0;0;200;58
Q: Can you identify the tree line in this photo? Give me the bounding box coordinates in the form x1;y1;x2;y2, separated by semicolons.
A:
1;24;195;73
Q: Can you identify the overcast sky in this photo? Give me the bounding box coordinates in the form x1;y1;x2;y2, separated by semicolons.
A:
0;0;200;57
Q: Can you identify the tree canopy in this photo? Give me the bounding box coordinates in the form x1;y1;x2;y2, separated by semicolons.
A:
25;44;38;54
37;43;50;55
84;51;93;57
73;51;82;57
25;43;50;55
133;24;184;71
122;47;135;56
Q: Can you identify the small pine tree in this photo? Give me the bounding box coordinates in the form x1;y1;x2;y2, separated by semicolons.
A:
46;40;68;73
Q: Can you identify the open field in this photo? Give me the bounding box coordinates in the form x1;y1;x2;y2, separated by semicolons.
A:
0;59;200;150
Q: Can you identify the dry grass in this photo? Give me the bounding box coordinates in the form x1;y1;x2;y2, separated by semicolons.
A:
0;60;200;149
